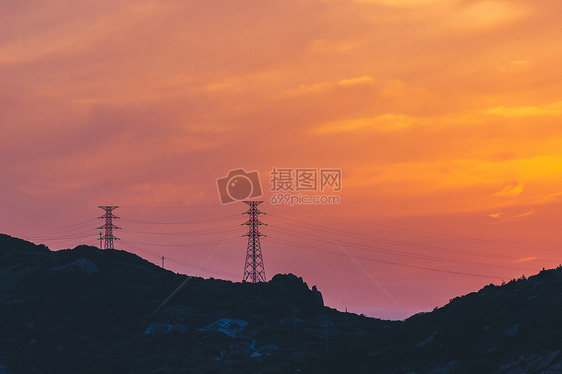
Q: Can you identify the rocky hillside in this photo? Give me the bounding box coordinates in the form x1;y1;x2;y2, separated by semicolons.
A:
1;233;562;373
312;268;562;374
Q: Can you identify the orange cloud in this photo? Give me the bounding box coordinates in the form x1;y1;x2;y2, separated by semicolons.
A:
451;1;528;30
514;211;535;218
285;75;375;96
494;183;524;197
486;103;562;117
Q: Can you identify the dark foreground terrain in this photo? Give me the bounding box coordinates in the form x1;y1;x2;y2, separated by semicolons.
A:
1;233;561;373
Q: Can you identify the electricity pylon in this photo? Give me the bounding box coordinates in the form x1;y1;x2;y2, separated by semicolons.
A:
242;201;266;283
98;206;120;250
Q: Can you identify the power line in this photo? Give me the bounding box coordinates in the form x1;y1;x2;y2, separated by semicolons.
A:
149;234;235;318
119;237;237;248
119;215;240;225
270;204;560;252
268;237;504;279
267;214;530;261
266;226;531;272
120;226;240;236
119;240;239;279
331;234;403;308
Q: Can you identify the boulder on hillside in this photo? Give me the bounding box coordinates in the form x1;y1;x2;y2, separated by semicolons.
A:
50;259;99;275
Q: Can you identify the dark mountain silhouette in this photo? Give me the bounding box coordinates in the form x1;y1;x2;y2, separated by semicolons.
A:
1;233;561;373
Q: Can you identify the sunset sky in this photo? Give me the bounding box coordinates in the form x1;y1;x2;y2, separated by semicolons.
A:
2;1;562;319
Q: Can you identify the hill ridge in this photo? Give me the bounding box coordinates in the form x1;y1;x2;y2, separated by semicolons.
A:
1;233;562;373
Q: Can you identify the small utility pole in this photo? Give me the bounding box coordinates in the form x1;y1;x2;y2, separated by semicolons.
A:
161;256;165;269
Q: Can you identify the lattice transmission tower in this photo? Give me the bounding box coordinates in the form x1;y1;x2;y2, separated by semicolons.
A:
98;206;120;250
242;201;266;283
